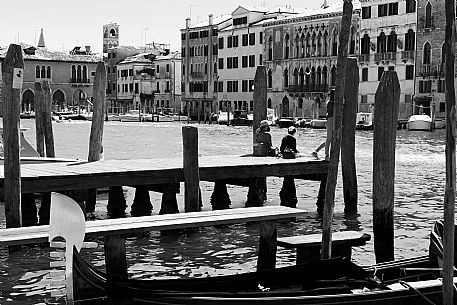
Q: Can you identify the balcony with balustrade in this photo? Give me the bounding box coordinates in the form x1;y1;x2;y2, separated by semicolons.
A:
374;52;396;63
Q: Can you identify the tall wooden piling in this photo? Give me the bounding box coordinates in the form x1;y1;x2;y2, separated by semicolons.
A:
87;62;106;213
42;80;55;158
2;44;23;229
373;71;400;263
34;82;45;157
182;126;200;212
442;0;456;303
341;58;358;214
321;0;352;259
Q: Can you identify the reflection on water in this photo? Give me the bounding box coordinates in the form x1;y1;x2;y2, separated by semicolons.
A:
0;121;449;304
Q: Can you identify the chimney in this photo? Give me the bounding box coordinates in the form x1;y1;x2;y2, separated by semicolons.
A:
209;14;213;25
186;18;191;28
85;46;91;53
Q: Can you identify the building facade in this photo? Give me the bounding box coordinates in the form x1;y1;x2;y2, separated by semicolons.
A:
180;14;231;119
358;0;416;120
0;43;100;114
217;6;298;117
263;3;360;119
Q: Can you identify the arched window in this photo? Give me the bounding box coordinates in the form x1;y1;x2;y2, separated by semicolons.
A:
268;69;272;88
300;34;305;57
317;32;323;56
405;29;415;51
205;63;208;74
306;33;311;57
425;2;432;28
267;98;272;108
268;36;273;60
316;67;322;87
387;31;397;52
332;31;338;56
77;65;82;82
361;34;370;54
299;68;304;86
311;67;316;89
41;65;46;78
331;66;337;86
349;27;356;54
36;65;40;78
295;35;300;58
46;66;51;78
423;42;431;64
322;66;328;87
305;67;310;87
377;32;387;53
323;32;328;56
82;65;88;82
284;68;289;88
293;68;299;86
213;61;217;73
311;33;317;56
72;65;76;81
284;34;290;59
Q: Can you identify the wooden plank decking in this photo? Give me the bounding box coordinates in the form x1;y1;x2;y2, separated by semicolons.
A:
0;155;328;193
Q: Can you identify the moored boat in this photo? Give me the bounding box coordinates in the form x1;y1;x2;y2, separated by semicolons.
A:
407;114;433;131
119;110;146;122
310;118;327;129
278;117;295;128
355;112;373;130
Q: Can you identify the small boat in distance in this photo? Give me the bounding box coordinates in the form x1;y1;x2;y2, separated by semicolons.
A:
355;112;373;130
119;110;146;122
278;117;295;128
407;114;433;131
217;111;233;125
310;118;327;129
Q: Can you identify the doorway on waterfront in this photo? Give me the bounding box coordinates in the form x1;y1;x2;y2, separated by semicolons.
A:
282;96;290;117
53;90;65;111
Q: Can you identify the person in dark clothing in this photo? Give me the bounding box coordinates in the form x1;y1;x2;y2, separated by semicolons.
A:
280;126;299;155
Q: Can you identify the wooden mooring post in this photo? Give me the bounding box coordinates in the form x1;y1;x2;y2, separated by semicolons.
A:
321;0;352;259
2;44;23;229
373;71;400;263
442;0;456;303
87;62;107;213
341;57;358;214
246;65;267;207
182;126;201;212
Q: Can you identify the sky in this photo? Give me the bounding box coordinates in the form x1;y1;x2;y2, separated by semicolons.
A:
0;0;327;54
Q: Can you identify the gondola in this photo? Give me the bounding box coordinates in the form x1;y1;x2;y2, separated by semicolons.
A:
70;221;452;305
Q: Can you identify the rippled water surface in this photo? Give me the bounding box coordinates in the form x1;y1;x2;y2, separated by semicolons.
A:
0;119;449;304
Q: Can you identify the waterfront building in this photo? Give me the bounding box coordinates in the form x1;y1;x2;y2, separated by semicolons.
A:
263;2;361;119
116;51;182;114
217;6;299;117
358;0;416;120
103;23;172;114
0;33;100;114
180;14;231;120
414;0;447;121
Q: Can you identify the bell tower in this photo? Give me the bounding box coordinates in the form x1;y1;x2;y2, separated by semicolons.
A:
103;23;119;53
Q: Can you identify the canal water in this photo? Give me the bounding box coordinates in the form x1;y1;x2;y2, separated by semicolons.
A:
0;119;447;304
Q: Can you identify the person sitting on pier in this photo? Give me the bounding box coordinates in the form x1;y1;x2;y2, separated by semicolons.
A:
254;120;275;156
280;126;299;159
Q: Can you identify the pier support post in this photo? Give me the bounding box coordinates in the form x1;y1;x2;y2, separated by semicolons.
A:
3;44;23;229
130;186;152;216
182;126;201;212
245;178;265;207
107;186;127;218
38;192;52;225
21;193;37;226
104;235;128;280
159;183;180;214
87;62;106;213
279;176;297;208
342;58;359;214
316;177;327;215
373;71;400;263
210;181;231;210
257;220;277;271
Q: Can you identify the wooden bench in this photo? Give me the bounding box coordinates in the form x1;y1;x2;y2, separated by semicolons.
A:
278;231;371;264
0;205;306;277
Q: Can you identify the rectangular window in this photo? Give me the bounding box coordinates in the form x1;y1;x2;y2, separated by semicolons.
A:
440;102;446;112
378;4;388;17
388;2;398;15
362;68;368;81
135;83;139;94
249;55;255;67
232;57;238;69
233;35;239;47
227;57;232;69
405;94;412;104
227;81;233;92
406;65;414;80
438;79;446;93
219;58;224;69
129;69;133;76
242;56;248;68
218;81;223;93
181;47;186;57
260;32;263;44
242;34;248;46
249;80;254;92
249;33;255;45
361;95;368;103
242;80;248;92
362;6;371;19
166;64;170;72
378;67;384;80
406;0;416;13
218;37;224;49
129;83;133;92
259;54;263;65
232;80;238;92
156;65;160;74
227;36;232;48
